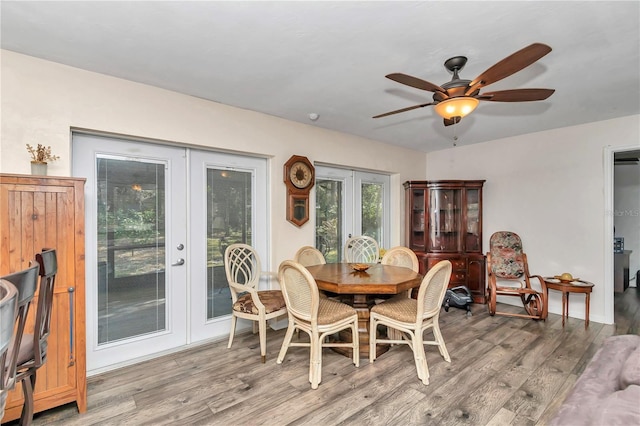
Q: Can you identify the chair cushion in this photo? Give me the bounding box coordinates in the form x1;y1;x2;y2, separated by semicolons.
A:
371;297;416;323
232;290;286;315
490;231;525;279
317;299;356;325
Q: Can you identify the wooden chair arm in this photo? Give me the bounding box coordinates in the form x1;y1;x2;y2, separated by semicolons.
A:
529;275;548;293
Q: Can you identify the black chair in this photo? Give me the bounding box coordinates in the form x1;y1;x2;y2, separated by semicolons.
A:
0;264;39;424
14;249;58;425
1;279;19;419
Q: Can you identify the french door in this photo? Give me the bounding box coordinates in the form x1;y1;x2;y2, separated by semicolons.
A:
315;166;390;262
188;150;268;342
73;134;267;373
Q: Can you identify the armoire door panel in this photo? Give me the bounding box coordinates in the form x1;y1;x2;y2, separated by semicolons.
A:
0;174;86;422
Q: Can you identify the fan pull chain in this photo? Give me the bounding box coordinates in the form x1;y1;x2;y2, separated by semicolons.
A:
450;125;458;147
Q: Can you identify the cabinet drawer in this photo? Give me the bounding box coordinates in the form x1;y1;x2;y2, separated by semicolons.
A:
428;257;465;270
450;271;467;283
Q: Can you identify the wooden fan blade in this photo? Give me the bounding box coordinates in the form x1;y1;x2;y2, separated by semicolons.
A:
372;102;435;118
386;73;446;93
481;88;555;102
469;43;552;89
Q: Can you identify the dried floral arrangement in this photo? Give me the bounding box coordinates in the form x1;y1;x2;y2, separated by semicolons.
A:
26;144;60;163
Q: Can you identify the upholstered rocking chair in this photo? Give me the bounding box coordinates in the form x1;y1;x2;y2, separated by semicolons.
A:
486;231;548;320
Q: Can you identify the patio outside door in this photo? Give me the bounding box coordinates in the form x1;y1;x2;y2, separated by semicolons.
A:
73;134;268;373
73;135;188;373
315;166;390;262
188;150;268;342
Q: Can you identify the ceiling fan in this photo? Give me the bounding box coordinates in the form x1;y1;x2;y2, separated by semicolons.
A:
373;43;555;126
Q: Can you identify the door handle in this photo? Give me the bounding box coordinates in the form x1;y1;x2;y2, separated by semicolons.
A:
172;258;185;266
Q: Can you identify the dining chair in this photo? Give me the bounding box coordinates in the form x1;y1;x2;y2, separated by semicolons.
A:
380;246;421;339
293;245;339;302
344;235;380;263
0;279;19;419
381;246;419;272
224;243;287;363
381;246;419;298
14;249;58;425
369;260;452;385
486;231;548;320
276;260;359;389
0;265;39;421
293;246;326;267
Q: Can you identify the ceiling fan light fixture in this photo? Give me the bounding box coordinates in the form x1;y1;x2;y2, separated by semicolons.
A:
433;97;479;119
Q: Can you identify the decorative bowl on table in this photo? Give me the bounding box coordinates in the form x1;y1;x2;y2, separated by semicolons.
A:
350;263;370;272
554;273;579;283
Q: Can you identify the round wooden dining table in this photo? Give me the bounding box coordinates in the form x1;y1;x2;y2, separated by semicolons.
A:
305;262;423;358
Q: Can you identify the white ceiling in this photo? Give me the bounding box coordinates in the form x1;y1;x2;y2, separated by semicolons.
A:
1;1;639;153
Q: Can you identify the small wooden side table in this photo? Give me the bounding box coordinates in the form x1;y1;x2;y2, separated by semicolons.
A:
544;278;594;329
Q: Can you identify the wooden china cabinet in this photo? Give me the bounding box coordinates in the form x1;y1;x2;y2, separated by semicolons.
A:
404;180;486;303
0;174;87;422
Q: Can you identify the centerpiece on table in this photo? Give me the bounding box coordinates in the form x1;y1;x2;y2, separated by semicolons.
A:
26;143;60;175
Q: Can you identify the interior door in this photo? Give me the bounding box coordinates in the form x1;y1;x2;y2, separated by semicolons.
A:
73;134;188;373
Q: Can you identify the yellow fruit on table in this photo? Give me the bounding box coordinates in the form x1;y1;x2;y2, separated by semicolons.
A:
560;273;573;281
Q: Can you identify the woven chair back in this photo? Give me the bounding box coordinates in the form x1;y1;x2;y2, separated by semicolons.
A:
344;236;380;263
381;246;419;272
294;246;326;267
225;244;261;290
417;260;452;319
278;261;319;323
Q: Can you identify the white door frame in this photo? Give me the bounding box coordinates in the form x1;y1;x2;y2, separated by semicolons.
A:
604;144;640;324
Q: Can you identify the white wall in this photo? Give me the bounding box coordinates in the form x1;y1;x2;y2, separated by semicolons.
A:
0;49;428;268
425;115;640;324
614;164;640;287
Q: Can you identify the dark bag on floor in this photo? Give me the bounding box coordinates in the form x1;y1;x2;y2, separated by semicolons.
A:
442;285;473;317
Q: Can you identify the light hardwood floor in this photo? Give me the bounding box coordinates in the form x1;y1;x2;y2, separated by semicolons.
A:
10;287;640;426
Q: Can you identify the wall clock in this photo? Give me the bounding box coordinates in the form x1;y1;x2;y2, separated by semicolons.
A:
284;155;315;226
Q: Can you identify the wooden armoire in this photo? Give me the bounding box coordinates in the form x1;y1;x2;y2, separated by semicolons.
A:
0;174;86;422
404;180;486;304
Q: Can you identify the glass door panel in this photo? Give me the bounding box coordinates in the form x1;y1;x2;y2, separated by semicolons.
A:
361;181;384;241
465;188;481;252
315;178;345;263
428;188;461;252
410;189;426;250
205;168;252;319
356;172;390;250
96;157;167;343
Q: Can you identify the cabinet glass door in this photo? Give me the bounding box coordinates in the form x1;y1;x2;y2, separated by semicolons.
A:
428;188;461;252
465;188;481;252
410;190;426;250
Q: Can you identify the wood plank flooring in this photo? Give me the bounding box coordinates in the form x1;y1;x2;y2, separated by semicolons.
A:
10;287;640;426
